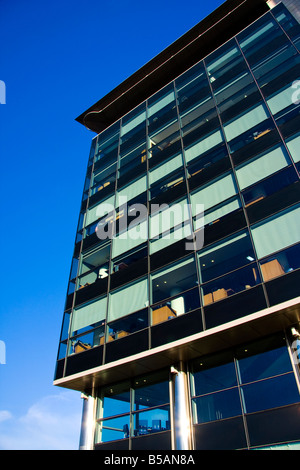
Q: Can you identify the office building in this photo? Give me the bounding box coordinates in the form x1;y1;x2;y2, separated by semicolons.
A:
54;0;300;450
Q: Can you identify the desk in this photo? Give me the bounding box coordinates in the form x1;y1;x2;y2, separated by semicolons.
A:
261;259;285;281
152;305;177;325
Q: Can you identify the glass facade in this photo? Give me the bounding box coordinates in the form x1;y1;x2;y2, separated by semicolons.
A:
55;2;300;450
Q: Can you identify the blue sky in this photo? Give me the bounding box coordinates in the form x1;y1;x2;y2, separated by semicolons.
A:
0;0;224;449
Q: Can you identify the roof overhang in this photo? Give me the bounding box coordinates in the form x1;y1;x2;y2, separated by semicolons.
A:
54;297;300;393
75;0;270;134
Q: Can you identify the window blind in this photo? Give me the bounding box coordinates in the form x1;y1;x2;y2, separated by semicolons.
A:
267;85;294;115
149;154;183;185
112;221;148;259
72;297;107;334
86;195;115;227
236;146;289;190
190;173;237;214
286;134;300;163
148;91;175;117
223;104;268;141
251;205;300;259
108;278;148;321
150;198;190;239
184;130;223;163
116;176;147;206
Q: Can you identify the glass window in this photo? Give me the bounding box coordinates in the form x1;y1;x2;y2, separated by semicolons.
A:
150;223;192;256
112;244;147;273
237;342;293;384
133;371;170;435
259;243;300;282
184;130;223;164
192;351;237;396
149;153;183;186
286;133;300;163
151;286;200;325
85;194;114;227
108;308;148;342
190;172;238;215
206;43;241;82
223;104;269;142
108;277;149;322
112;220;147;259
148;84;175;116
150;197;190;240
71;296;107;336
78;243;110;287
95;126;119;164
121;104;146;136
192;388;242;424
133;406;171;436
235;145;290;190
267;83;296;116
251;204;300;259
242;166;298;208
241;374;300;414
95;371;170;443
202;264;260;306
151;256;198;304
197;196;241;230
198;231;256;284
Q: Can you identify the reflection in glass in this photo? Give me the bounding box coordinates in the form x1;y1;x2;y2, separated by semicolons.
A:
133;406;171;436
193;388;242;424
151;257;198;304
151;287;200;325
199;231;255;283
108;309;148;342
259;243;300;282
202;264;260;306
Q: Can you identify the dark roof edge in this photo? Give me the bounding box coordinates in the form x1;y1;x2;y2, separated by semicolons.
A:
76;0;270;133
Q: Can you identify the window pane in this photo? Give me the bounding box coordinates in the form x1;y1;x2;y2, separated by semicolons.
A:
286;133;300;163
108;309;148;341
242;374;299;413
101;382;131;418
259;243;300;282
267;84;295;116
71;297;107;334
133;406;171;435
152;286;200;325
198;231;256;283
251;205;300;258
108;277;149;321
151;256;198;304
235;146;290;190
223;104;269;142
202;264;260;306
238;343;292;383
99;416;131;442
242;166;298;207
192;354;237;395
184;130;223;163
193;388;242;424
190;173;237;214
134;378;169;410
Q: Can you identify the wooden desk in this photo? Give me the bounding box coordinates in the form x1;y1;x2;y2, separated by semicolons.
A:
261;259;285;281
152;305;176;325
